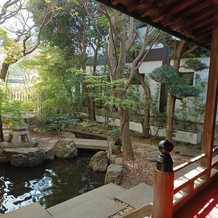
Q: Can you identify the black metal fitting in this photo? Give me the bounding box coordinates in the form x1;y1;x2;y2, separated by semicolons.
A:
157;139;174;172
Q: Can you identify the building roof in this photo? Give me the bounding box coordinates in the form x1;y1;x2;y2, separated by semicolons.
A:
96;0;215;50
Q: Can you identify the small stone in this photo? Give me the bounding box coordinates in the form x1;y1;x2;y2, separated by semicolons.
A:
115;157;124;166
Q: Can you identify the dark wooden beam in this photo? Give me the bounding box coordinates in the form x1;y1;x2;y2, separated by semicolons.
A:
201;5;218;182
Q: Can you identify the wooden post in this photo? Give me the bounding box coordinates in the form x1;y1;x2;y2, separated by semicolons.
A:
152;140;174;218
153;170;174;218
201;5;218;182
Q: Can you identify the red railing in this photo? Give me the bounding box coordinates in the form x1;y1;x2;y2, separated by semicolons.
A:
153;145;218;218
173;146;218;212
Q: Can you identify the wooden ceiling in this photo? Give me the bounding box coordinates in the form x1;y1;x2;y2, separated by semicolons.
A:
96;0;215;50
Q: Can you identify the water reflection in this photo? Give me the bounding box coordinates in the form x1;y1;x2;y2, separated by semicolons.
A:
0;152;105;214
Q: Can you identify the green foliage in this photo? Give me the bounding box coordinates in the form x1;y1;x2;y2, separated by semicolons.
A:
86;73;117;107
186;75;207;128
96;14;109;30
86;71;138;112
107;127;120;141
28;45;85;116
150;64;203;99
30;0;105;61
40;113;77;132
80;120;98;128
175;74;207;132
183;59;209;71
1;100;26;127
126;85;142;114
0;81;5;107
0;28;23;64
170;84;199;99
149;65;178;85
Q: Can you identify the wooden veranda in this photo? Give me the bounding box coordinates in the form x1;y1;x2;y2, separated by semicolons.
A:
95;1;218;217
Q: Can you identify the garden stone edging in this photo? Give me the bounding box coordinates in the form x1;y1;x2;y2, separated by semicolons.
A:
4;147;46;167
89;150;125;185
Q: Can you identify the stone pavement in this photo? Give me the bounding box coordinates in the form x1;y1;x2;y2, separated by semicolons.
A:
1;183;154;218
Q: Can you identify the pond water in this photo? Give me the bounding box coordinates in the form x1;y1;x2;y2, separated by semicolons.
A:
0;150;105;214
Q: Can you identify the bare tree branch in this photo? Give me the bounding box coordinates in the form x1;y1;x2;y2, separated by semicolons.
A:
125;27;162;89
181;44;198;58
0;0;22;24
0;0;67;81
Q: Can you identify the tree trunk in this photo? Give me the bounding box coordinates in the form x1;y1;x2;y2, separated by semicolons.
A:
135;69;151;138
159;83;168;113
120;107;134;160
165;40;184;142
69;92;77;118
142;107;150;138
0;116;4;142
0;62;9;81
83;83;96;121
89;96;96;121
0;63;9;142
81;56;96;121
166;95;176;141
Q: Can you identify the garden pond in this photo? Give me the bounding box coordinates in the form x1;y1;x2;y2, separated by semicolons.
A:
0;150;105;214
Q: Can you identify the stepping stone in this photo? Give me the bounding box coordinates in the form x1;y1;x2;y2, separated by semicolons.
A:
145;147;157;152
114;183;153;209
1;203;52;218
54;195;124;218
47;183;126;217
146;151;160;162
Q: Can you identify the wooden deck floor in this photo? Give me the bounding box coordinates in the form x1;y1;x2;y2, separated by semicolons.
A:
173;174;218;218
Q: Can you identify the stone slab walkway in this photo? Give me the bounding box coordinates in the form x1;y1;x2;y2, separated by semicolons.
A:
47;183;126;217
1;202;52;218
0;183;153;218
114;183;153;209
73;138;111;150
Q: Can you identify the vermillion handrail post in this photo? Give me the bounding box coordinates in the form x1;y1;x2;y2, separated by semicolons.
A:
152;140;174;218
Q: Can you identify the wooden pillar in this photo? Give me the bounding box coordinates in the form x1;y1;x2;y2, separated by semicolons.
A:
152;140;174;218
152;170;174;218
201;4;218;182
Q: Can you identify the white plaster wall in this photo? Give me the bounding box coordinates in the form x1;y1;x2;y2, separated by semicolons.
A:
95;115;201;144
138;60;163;74
87;57;212;122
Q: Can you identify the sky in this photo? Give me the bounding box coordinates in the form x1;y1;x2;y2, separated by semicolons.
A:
0;0;34;58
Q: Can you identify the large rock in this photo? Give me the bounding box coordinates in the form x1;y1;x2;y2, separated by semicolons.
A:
104;164;124;185
63;131;76;139
4;148;46;167
0;148;9;162
89;151;109;172
54;138;78;158
43;147;56;161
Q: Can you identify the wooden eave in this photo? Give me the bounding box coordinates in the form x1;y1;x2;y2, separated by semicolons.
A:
96;0;215;50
